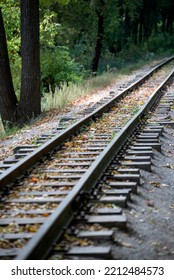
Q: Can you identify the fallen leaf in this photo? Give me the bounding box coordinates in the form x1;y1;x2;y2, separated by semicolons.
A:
30;177;39;183
26;224;40;232
117;240;133;248
161;184;169;188
147;200;154;207
150;181;162;188
151;242;161;248
41;213;49;217
161;164;174;169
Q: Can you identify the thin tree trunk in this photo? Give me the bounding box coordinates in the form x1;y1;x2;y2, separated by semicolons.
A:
132;20;138;45
0;8;18;126
166;12;173;34
91;12;104;73
123;9;130;45
161;12;167;32
19;0;41;121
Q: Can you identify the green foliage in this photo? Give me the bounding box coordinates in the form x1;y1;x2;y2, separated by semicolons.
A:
144;33;174;54
0;0;20;61
123;0;143;20
42;69;120;111
41;46;84;91
54;0;97;68
40;7;84;90
0;116;20;138
0;1;83;94
1;0;174;106
90;0;107;11
0;0;21;93
40;9;61;48
40;0;70;6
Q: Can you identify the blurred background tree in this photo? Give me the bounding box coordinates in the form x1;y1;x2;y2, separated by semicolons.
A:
0;0;173;126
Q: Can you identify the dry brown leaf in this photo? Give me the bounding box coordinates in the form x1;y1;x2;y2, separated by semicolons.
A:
30;177;39;183
147;200;154;207
150;181;162;188
41;213;49;217
26;224;40;232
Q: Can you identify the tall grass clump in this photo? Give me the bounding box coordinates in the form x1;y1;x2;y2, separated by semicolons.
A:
0;117;5;138
42;71;120;111
0;117;20;139
42;83;86;111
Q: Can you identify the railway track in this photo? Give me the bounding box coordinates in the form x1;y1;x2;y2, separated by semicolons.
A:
0;58;174;260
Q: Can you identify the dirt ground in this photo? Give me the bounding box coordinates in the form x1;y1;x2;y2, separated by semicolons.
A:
112;125;174;260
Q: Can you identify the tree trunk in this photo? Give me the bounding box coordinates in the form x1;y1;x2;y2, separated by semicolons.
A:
161;15;166;33
132;20;138;45
0;8;18;126
139;13;143;42
19;0;41;121
166;12;173;34
122;9;131;45
91;12;104;73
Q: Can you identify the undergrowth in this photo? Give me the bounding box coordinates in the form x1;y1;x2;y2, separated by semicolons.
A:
41;52;171;112
41;71;119;111
1;52;173;138
0;119;20;139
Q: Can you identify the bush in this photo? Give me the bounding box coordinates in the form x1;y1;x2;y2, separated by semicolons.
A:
41;46;84;92
144;33;174;54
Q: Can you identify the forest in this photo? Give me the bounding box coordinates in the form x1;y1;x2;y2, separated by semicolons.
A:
0;0;174;128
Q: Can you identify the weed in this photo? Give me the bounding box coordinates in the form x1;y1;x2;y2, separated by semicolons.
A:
132;106;139;114
111;131;116;139
0;117;21;139
0;117;5;138
42;72;120;112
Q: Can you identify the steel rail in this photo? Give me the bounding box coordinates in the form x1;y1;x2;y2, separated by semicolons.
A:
15;68;174;260
0;57;173;189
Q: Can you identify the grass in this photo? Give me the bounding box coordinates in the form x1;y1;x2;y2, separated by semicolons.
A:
1;51;173;138
0;117;5;138
0;122;20;139
42;52;172;112
0;117;23;139
41;71;120;111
